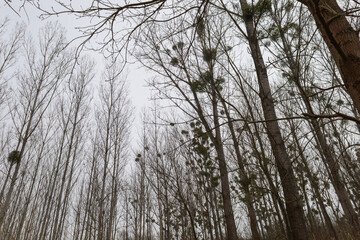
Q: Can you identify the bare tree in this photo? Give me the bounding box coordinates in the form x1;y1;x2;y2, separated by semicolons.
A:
0;18;25;107
2;1;360;239
294;0;360;113
222;1;309;239
74;59;131;240
0;22;71;231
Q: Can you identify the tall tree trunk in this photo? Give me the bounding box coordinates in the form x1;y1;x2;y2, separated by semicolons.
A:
0;149;22;229
298;0;360;113
3;168;26;240
218;95;260;240
190;82;238;240
37;119;70;240
288;118;338;240
51;102;81;240
302;87;358;231
275;13;360;230
15;143;45;240
230;62;290;238
238;1;308;239
0;164;14;203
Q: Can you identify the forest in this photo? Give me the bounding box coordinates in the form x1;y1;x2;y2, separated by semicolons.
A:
0;0;360;239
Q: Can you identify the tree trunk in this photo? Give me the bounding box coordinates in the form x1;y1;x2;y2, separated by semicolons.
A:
239;1;308;239
275;13;360;230
15;146;44;240
232;64;289;238
194;86;239;240
289;118;338;240
218;95;260;240
298;0;360;113
0;156;21;229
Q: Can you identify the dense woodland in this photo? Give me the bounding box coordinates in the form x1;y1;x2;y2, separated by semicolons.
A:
0;0;360;239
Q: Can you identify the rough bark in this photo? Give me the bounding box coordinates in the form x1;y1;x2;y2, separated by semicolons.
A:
298;0;360;113
239;1;308;239
274;11;360;231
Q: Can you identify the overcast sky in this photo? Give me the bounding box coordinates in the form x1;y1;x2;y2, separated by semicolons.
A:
1;1;153;145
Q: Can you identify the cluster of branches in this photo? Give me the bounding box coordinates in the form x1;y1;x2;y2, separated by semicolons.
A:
127;1;360;240
1;0;360;239
20;0;360;114
0;19;133;240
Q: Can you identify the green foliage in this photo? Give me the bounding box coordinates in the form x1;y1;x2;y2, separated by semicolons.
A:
255;0;272;16
172;42;184;51
190;71;225;93
336;99;344;106
170;57;179;66
242;4;253;21
194;144;209;158
235;175;251;187
211;175;220;187
8;150;21;164
191;71;211;92
215;77;225;91
182;122;220;191
135;153;141;162
190;79;207;92
181;130;189;135
196;16;205;37
268;25;280;41
200;71;213;82
311;208;319;215
190;122;209;144
284;1;294;12
177;41;184;49
199;170;211;177
202;48;217;62
265;22;299;42
242;0;271;21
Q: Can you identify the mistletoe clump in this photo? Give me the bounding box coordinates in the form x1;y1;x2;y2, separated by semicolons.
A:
8;150;21;164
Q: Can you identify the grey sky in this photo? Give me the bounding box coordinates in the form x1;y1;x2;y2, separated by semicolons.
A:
0;1;151;117
1;1;153;146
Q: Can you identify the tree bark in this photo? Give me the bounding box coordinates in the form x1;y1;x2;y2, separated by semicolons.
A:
239;1;308;239
274;10;360;231
218;95;261;240
289;118;338;240
298;0;360;113
194;77;239;240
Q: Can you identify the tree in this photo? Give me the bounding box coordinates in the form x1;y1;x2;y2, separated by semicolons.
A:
0;22;71;230
265;0;359;234
137;18;240;239
225;1;309;239
72;59;131;240
0;18;24;108
2;0;360;239
296;0;360;114
24;0;360;114
94;60;131;240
